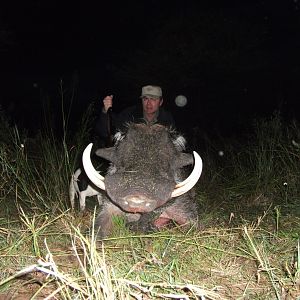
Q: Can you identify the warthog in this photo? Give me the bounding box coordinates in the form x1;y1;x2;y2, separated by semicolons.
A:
82;123;203;237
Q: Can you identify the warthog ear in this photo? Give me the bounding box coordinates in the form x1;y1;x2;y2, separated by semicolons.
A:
174;153;194;169
95;147;115;162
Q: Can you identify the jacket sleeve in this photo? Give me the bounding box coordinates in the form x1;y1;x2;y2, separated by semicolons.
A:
94;106;137;138
113;106;137;131
94;111;115;138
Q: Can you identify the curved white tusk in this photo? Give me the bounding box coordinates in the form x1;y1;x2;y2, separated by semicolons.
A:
82;143;106;190
171;151;203;198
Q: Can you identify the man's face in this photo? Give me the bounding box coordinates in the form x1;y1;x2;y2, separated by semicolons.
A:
142;96;163;115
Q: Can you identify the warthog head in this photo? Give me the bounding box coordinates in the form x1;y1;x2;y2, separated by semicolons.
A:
82;123;202;215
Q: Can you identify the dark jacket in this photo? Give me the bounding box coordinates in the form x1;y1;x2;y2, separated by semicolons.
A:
94;105;175;139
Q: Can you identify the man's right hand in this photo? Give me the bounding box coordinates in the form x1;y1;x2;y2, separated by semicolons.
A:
102;95;113;113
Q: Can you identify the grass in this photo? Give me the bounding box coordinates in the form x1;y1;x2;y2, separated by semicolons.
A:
0;104;300;299
1;213;300;299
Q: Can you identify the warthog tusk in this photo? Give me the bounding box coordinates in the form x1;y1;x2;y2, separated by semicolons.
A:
171;151;203;198
82;143;106;190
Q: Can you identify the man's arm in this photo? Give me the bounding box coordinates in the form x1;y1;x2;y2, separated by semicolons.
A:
94;95;137;138
94;95;114;138
94;110;114;138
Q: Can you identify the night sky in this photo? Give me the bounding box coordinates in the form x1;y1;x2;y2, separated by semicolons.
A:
0;0;299;136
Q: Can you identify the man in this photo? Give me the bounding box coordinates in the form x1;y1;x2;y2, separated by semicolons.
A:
94;85;175;141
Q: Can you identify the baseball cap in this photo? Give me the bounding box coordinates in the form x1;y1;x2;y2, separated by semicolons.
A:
140;85;162;99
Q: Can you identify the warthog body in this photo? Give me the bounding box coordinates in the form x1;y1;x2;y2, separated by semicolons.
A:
82;123;203;237
69;168;103;211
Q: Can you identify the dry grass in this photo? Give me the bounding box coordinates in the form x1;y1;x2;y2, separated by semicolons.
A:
0;207;300;299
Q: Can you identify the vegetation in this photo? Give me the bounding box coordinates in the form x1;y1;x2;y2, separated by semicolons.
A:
0;105;299;299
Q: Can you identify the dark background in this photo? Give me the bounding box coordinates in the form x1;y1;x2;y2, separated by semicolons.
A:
0;0;299;137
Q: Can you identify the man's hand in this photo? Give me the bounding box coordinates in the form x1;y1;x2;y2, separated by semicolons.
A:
102;95;113;113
